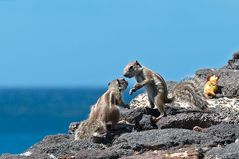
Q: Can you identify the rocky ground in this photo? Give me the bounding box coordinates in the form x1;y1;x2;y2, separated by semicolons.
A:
1;52;239;159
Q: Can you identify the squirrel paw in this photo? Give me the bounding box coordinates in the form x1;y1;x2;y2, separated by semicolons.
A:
129;88;136;95
125;104;130;109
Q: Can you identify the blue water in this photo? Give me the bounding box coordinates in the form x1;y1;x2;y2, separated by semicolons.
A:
0;88;138;154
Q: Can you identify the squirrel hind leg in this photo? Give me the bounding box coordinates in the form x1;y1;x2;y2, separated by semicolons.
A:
149;99;155;108
154;94;167;117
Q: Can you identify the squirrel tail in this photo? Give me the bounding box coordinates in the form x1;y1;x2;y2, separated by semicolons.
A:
173;78;208;111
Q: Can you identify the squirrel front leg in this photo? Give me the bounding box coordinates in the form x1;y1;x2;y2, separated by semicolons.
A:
129;79;152;95
116;95;130;109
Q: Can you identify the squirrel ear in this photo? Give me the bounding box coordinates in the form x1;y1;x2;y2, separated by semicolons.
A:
135;60;141;66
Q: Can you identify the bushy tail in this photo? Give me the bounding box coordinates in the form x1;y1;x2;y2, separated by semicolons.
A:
75;119;106;140
173;78;208;111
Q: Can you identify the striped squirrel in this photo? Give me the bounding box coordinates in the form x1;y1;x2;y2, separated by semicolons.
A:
88;78;129;129
75;78;129;140
123;61;172;120
123;61;208;116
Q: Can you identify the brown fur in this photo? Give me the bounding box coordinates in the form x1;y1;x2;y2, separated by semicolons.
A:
74;119;107;140
89;78;129;128
75;78;129;140
124;61;171;120
173;77;209;111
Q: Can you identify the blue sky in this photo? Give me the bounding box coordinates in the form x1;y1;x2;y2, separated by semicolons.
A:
0;0;238;87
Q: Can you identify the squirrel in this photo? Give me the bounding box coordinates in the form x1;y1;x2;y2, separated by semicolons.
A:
203;75;219;99
75;78;129;140
123;61;172;120
88;78;129;129
123;61;208;115
172;77;209;111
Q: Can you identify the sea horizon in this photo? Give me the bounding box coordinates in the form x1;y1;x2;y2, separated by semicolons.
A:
0;87;140;154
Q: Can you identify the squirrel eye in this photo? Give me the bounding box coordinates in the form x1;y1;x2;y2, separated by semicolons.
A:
129;66;133;71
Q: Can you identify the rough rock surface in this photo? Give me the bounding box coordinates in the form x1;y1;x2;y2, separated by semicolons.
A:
224;51;239;70
122;148;203;159
205;142;239;159
116;129;222;151
1;52;239;159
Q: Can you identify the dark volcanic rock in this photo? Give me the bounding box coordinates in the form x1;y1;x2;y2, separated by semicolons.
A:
158;100;239;128
139;114;157;130
120;105;187;131
25;134;104;158
122;148;203;159
0;134;133;159
156;112;218;129
205;142;239;159
75;143;134;159
116;129;223;152
224;51;239;70
120;107;159;130
120;107;145;124
203;123;239;144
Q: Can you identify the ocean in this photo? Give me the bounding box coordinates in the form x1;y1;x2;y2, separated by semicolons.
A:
0;88;139;154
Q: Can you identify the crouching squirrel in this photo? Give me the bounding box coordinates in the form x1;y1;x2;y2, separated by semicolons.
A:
75;78;129;140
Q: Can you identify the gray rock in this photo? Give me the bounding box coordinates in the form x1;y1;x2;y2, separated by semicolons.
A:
25;134;105;158
120;104;186;130
139;114;156;130
120;107;145;124
156;112;218;129
224;51;239;70
116;129;223;152
203;123;239;144
122;148;203;159
206;142;239;159
75;143;133;159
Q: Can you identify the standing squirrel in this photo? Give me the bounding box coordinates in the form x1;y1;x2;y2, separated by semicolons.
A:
123;61;208;116
203;75;219;99
75;78;129;140
123;61;172;120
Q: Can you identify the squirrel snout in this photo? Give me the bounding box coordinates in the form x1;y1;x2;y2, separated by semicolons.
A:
124;73;129;78
124;73;133;78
